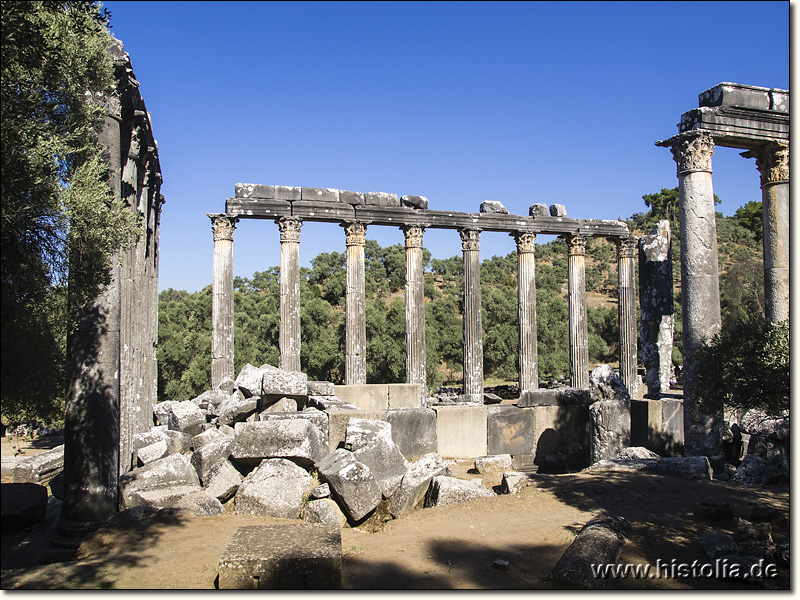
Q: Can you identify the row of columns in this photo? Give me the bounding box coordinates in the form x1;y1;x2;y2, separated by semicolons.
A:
209;216;639;398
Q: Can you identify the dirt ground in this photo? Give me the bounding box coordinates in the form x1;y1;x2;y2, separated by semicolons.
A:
1;434;789;590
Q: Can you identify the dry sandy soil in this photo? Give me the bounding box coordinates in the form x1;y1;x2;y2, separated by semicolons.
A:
0;436;789;590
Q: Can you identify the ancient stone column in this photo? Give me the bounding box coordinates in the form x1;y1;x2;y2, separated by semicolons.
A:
617;235;639;397
460;228;483;402
277;217;302;372
660;131;723;461
513;231;538;391
344;222;367;385
638;221;674;398
567;234;589;388
403;225;426;397
742;141;789;324
209;213;238;388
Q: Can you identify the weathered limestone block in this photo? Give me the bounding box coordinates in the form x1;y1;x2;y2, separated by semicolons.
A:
258;409;330;454
585;456;712;480
191;427;228;451
698;530;738;559
401;195;428;209
617;447;660;460
136;440;170;465
191;436;233;483
153;400;205;436
340;190;365;206
388;383;423;408
12;445;64;485
217;390;259;426
344;418;408;498
364;191;400;207
474;454;512;475
384;408;438;461
499;471;539;495
301;187;339;202
235;458;313;518
191;389;229;410
529;203;549;217
532;404;592;469
480;200;508;214
261;364;308;396
216;376;236;395
234;363;266;398
433;405;487;458
218;524;342;589
310;483;330;499
261;397;298;414
589;365;630;402
660;399;684;455
119;454;201;508
124;484;203;509
203;458;243;503
334;384;389;410
316;449;382;522
138;426;192;455
231;420;326;469
235;183;276;198
549;204;567;217
307;381;336;396
325;410;385;453
487;406;536;456
589;399;631;463
551;515;631;589
301;499;347;527
307;396;357;412
1;483;49;532
424;476;494;507
389;453;448;518
518;388;592;407
731;455;783;485
172;491;225;517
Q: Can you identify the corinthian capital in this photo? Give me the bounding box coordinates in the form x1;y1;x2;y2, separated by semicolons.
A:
512;231;537;253
402;225;425;249
276;217;302;243
459;228;481;251
208;213;238;242
343;222;367;246
657;131;715;175
741;141;789;186
567;234;586;256
617;236;638;259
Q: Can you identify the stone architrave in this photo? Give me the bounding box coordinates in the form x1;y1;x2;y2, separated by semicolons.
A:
741;141;789;325
277;217;302;372
513;231;538;391
567;234;589;388
638;221;674;398
209;214;239;388
343;222;367;385
460;228;483;402
616;236;638;396
403;225;426;397
657;131;723;461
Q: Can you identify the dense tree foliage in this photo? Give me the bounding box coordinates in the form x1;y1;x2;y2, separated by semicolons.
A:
1;1;139;424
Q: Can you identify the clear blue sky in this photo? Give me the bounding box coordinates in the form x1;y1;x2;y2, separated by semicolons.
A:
101;1;790;293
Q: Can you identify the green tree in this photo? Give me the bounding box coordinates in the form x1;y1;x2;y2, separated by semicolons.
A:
733;200;763;242
2;1;139;424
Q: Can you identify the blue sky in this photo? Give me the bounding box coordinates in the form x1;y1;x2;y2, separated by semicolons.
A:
101;1;790;293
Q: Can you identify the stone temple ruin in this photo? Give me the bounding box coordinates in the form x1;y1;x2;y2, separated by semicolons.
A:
7;70;787;585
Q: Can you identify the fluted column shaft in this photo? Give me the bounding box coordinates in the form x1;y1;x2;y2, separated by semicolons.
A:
403;225;426;399
210;214;238;388
513;231;538;391
344;222;367;385
277;217;302;372
460;228;483;402
567;234;589;388
742;141;789;324
660;131;722;460
617;236;638;395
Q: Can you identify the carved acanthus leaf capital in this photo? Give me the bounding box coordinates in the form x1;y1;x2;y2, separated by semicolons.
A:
459;228;481;251
403;225;425;249
209;214;238;241
617;236;638;259
276;217;302;243
742;141;789;186
567;234;586;256
343;222;367;246
658;131;715;174
512;231;537;253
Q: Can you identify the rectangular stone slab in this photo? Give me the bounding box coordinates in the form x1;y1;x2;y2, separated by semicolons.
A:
218;524;342;589
518;388;592;407
487;406;536;456
433;405;487;459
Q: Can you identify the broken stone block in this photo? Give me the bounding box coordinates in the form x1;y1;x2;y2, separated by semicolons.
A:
589;365;631;401
517;387;592;407
1;482;49;532
344;418;408;498
499;471;539;495
384;408;437;461
549;204;567;217
136;440;170;465
589;399;631;463
479;200;508;214
364;191;400;207
529;203;549;217
389;453;449;518
487;405;536;456
585;456;712;480
317;449;382;522
259;409;330;452
698;530;739;559
326;410;385;452
301;498;347;527
191;389;228;410
153;400;205;436
401;195;428;210
235;458;313;519
260;364;308;396
12;444;64;484
172;491;225;517
310;483;330;499
424;476;494;507
139;426;192;455
261;397;298;414
732;455;783;485
191;427;228;451
216;376;237;395
474;454;512;475
125;484;203;509
218;524;342;589
231;420;326;469
217;390;259;426
191;436;233;483
203;458;243;503
119;453;201;509
617;447;660;460
234;364;265;398
307;381;335;396
306;395;354;411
